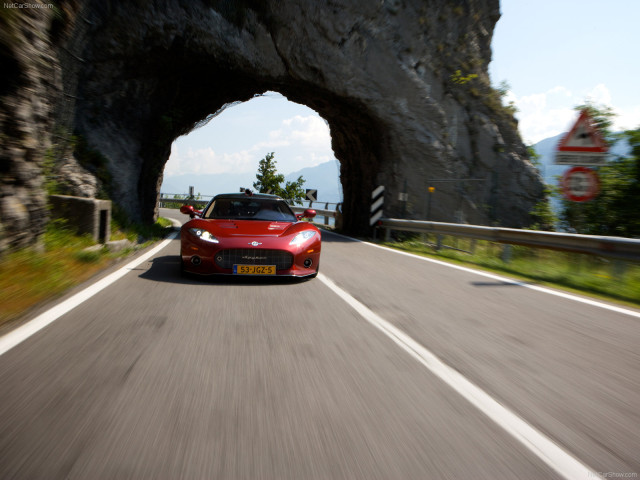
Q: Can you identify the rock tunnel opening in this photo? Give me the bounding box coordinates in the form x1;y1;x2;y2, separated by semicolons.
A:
0;1;548;253
161;93;342;208
128;73;385;235
55;0;543;248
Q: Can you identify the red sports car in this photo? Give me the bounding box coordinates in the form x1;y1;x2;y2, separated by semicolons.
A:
179;191;321;278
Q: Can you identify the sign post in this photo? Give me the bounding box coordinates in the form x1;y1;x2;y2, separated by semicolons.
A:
555;109;608;203
427;186;435;220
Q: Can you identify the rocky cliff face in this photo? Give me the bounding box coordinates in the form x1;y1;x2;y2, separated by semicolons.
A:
0;0;543;249
1;5;57;251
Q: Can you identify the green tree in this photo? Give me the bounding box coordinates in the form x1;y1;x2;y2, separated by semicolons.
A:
530;187;558;231
253;152;306;204
527;145;557;230
253;152;284;193
527;144;541;167
573;101;617;145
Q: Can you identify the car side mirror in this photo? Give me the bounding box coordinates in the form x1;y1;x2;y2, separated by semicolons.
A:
180;204;199;218
297;209;316;220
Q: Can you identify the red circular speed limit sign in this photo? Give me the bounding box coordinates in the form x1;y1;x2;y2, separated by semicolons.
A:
561;166;600;202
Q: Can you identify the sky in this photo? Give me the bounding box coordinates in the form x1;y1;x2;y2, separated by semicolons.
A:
489;0;640;144
163;0;640;181
163;94;333;178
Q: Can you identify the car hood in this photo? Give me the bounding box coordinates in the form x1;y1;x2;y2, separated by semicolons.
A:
203;220;293;237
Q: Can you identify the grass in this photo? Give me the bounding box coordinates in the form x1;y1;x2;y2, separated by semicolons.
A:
0;216;173;328
380;234;640;308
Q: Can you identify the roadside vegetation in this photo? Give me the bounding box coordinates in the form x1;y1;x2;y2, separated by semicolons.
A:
0;215;172;329
381;234;640;308
373;101;636;307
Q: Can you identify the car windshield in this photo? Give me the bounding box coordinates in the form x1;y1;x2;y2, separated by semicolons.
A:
203;198;297;222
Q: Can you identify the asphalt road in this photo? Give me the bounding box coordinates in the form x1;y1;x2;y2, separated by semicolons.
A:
0;208;638;479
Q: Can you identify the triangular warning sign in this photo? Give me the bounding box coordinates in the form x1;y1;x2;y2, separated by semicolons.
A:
557;110;608;153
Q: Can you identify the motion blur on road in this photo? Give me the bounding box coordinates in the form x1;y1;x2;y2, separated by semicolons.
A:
0;208;638;479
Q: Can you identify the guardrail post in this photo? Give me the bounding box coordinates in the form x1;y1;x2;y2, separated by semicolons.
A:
570;253;582;273
470;239;477;255
384;227;391;242
501;244;512;263
612;260;626;280
335;211;343;230
436;235;442;251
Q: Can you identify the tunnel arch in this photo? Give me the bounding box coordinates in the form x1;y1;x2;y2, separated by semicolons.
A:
137;79;384;234
66;0;542;236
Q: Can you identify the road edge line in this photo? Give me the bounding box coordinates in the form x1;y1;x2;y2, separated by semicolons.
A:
318;272;597;480
323;230;640;319
0;232;178;356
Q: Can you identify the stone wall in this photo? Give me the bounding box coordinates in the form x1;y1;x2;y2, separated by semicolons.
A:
49;194;111;243
0;5;58;251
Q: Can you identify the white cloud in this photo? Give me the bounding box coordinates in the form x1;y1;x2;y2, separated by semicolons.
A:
548;86;572;97
506;83;640;144
509;87;577;144
248;139;291;152
164;144;255;176
164;113;336;177
616;104;640;131
237;115;330;156
584;83;612;106
281;115;332;149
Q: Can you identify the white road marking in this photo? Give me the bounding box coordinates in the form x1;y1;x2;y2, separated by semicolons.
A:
318;272;597;480
327;231;640;319
0;232;179;356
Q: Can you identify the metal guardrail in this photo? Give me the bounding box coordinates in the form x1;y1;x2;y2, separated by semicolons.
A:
290;206;340;226
290;200;342;227
159;194;342;227
158;194;210;209
378;218;640;262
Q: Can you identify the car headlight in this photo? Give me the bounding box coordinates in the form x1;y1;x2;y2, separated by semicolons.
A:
289;230;316;246
189;228;219;243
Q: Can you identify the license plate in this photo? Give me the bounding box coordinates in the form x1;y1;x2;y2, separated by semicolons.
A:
233;265;276;275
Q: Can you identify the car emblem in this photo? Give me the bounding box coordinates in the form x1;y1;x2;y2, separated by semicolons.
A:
249;241;262;246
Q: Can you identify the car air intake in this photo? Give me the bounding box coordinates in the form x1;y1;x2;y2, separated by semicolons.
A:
214;249;293;270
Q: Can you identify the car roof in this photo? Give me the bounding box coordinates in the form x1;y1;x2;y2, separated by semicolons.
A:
213;193;284;201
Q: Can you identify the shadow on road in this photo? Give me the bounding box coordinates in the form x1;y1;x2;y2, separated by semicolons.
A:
320;230;362;243
138;255;312;286
471;281;534;287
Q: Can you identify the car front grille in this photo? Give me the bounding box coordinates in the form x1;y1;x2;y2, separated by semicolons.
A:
214;249;294;270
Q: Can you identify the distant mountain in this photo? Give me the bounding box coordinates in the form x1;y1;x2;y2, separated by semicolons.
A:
284;160;342;204
161;159;342;203
160;172;256;198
